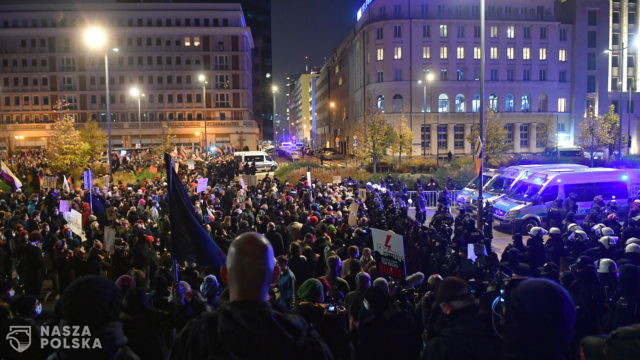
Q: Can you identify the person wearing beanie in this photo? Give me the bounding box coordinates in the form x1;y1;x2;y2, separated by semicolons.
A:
355;285;422;360
504;278;576;360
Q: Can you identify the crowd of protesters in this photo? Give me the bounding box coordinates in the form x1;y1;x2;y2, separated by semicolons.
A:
0;149;639;359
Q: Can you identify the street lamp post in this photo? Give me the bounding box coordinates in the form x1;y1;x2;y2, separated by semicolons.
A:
418;72;435;157
198;74;208;149
129;87;144;147
272;85;278;142
83;26;116;174
329;101;336;149
477;0;486;231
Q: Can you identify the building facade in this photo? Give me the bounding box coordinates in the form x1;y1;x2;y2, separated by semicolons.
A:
0;2;259;151
289;72;319;144
316;0;588;158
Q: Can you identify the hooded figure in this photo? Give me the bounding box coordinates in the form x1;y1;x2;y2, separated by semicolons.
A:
504;278;576;360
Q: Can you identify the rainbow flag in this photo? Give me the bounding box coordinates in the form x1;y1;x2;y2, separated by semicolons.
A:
0;161;22;189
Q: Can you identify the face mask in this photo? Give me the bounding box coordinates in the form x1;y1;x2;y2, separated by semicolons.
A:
35;303;42;316
8;289;15;297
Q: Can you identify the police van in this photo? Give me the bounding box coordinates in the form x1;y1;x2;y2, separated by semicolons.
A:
233;151;279;172
493;167;639;233
456;164;588;211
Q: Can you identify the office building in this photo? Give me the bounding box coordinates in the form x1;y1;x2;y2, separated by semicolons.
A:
0;2;259;151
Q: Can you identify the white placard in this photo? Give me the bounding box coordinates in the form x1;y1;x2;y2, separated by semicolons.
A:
63;209;85;241
371;228;406;278
197;178;208;193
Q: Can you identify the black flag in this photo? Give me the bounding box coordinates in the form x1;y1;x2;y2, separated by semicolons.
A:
164;153;226;268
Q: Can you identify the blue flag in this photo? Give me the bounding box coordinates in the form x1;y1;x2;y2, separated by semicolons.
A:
164;153;226;268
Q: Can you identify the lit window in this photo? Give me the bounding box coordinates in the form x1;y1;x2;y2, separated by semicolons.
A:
422;46;431;59
440;46;448;59
507;26;515;38
539;48;547;60
558;49;567;62
456;46;464;59
507;47;514;60
440;25;448;37
490;47;498;59
558;98;567;112
377;48;384;61
474;47;481;59
394;46;402;60
490;26;498;38
523;47;531;60
184;36;191;47
194;36;201;47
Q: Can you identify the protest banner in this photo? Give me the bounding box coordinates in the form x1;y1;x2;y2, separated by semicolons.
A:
59;200;70;214
371;228;406;279
43;176;57;189
306;171;312;186
197;178;209;193
83;170;93;190
63;209;85;241
103;226;116;254
348;202;359;226
239;177;246;190
187;160;195;170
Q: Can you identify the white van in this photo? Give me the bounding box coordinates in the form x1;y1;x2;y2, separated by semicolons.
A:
456;164;588;211
234;151;278;172
493;167;639;233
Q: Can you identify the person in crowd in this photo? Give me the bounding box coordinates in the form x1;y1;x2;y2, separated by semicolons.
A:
169;232;333;359
425;276;501;360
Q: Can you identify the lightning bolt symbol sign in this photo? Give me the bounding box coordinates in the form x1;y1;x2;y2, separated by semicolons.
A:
384;235;392;250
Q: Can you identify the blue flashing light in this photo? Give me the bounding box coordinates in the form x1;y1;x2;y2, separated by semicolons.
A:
533;177;544;184
621;174;630;181
556;179;562;183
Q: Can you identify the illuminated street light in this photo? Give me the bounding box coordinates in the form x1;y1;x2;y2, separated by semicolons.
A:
84;25;114;173
198;73;208;148
129;87;145;147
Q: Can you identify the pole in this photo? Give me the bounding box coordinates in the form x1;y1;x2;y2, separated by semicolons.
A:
423;81;427;157
202;83;207;149
477;0;486;231
272;91;277;142
137;96;142;147
620;42;625;160
630;77;634;154
105;52;112;174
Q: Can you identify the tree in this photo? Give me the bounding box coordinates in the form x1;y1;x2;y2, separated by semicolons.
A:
155;124;176;158
578;106;612;165
79;119;106;160
353;113;394;173
48;114;90;173
600;105;623;159
466;109;510;166
390;116;413;166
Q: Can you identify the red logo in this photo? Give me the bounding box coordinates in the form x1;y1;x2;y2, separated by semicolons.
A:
384;235;392;250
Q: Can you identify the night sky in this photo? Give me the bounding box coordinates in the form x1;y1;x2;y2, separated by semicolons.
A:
272;0;362;112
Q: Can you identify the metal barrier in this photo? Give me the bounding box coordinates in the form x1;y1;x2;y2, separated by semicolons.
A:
631;184;640;197
406;190;461;208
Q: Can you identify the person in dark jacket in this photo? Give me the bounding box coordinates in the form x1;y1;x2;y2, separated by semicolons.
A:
425;277;501;360
504;278;576;360
265;222;285;257
355;285;422;360
48;275;140;360
169;232;333;359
